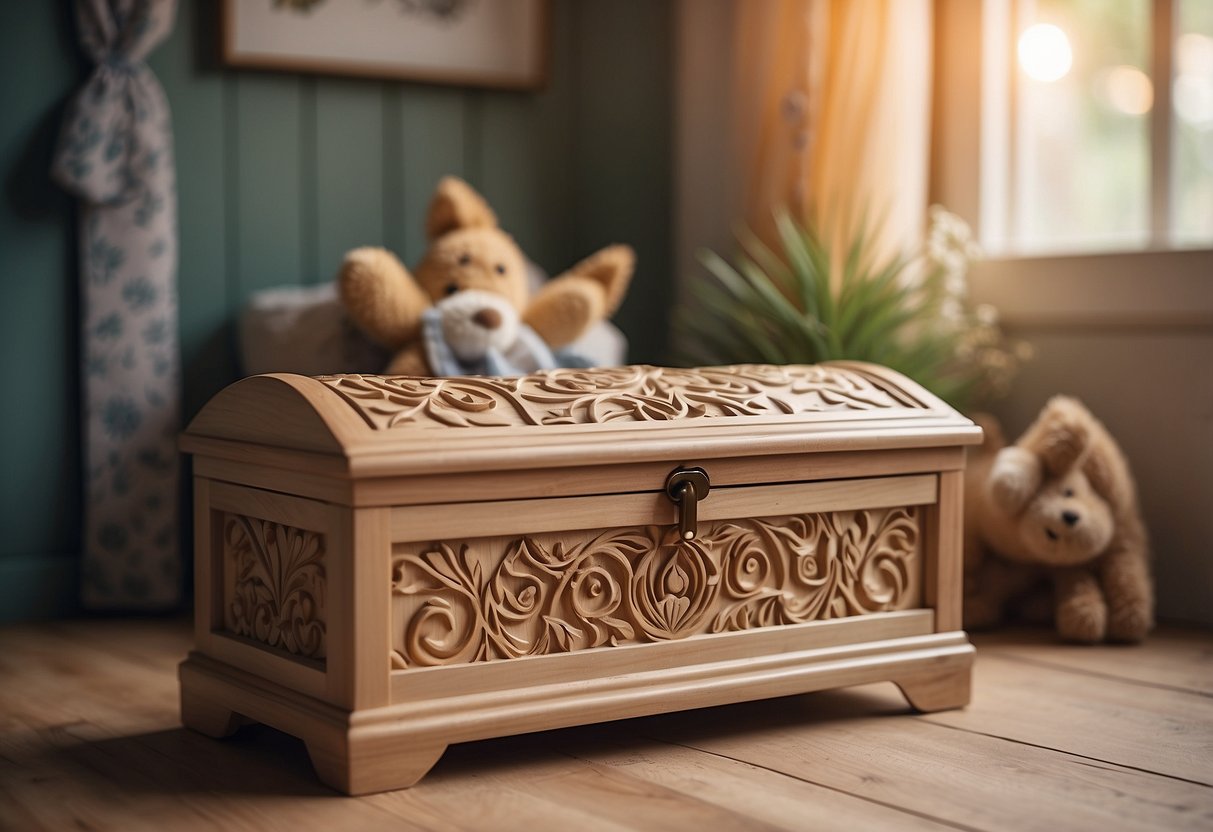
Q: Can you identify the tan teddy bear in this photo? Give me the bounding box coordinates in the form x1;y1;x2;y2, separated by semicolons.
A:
338;176;634;376
963;397;1153;643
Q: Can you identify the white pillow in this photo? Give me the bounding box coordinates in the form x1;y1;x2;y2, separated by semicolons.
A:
238;278;627;377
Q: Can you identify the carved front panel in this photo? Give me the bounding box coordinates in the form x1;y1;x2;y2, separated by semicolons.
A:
390;506;921;668
221;513;327;660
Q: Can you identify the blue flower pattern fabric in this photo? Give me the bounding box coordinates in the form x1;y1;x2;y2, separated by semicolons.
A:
52;0;181;609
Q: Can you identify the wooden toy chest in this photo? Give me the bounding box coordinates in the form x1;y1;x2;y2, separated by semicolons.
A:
179;363;981;794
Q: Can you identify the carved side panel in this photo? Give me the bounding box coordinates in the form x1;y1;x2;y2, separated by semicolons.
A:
221;513;327;660
389;506;921;668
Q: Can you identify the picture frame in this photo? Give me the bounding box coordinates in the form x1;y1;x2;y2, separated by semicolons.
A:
221;0;549;90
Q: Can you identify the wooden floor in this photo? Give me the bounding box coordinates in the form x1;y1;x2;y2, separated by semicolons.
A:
0;620;1210;832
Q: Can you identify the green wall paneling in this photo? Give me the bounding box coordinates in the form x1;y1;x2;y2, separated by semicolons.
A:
397;87;468;263
0;0;674;622
0;556;81;622
381;87;406;259
0;1;83;616
478;0;578;275
150;1;235;421
315;79;387;283
572;0;674;364
232;74;305;297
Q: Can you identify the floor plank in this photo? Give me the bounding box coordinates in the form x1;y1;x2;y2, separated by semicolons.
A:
925;652;1213;784
642;686;1213;832
0;723;409;832
1;618;1211;832
367;736;763;832
558;731;954;832
972;626;1213;697
406;727;955;832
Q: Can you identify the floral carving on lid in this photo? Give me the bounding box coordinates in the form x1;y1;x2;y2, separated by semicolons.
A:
316;364;927;430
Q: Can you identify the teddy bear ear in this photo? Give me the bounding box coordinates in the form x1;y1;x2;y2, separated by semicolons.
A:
425;176;499;241
571;244;635;315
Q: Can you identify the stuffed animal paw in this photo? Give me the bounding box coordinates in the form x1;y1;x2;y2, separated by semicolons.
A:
987;446;1043;515
1055;589;1108;643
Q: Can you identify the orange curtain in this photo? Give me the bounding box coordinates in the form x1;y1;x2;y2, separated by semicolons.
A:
733;0;934;269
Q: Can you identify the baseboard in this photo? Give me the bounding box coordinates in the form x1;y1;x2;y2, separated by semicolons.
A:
970;250;1213;329
0;554;80;623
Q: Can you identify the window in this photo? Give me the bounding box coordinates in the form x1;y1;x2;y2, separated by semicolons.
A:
978;0;1212;255
1173;0;1213;245
932;0;1212;326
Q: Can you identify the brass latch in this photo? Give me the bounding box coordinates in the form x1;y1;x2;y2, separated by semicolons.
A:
665;467;711;541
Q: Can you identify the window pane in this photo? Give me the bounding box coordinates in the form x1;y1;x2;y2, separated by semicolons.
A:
1172;0;1213;246
1014;0;1151;253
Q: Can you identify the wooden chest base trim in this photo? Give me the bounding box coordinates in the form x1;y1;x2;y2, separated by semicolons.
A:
391;608;935;702
179;628;974;795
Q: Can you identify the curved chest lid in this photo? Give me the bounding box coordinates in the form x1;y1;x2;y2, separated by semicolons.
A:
181;363;982;476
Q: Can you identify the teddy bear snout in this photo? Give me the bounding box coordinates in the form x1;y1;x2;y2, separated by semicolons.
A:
473;308;503;330
1062;509;1080;527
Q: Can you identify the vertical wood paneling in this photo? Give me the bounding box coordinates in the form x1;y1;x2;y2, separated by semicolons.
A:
0;1;81;607
232;74;304;297
314;79;386;284
300;79;320;284
398;88;468;263
1;0;676;621
573;0;674;364
463;92;484;185
478;0;577;272
381;88;405;258
150;1;233;420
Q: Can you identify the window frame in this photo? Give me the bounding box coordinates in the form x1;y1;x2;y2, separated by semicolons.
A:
931;0;1213;329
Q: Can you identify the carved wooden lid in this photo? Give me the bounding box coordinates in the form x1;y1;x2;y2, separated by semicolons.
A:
182;363;981;476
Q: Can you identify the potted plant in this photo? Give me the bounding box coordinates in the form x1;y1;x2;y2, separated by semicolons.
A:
677;207;1029;411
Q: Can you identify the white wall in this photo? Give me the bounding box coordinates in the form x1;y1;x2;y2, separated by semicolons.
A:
980;312;1213;626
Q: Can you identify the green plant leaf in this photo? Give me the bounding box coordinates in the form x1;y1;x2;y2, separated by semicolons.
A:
680;209;1014;410
688;284;788;364
773;211;820;320
736;224;794;301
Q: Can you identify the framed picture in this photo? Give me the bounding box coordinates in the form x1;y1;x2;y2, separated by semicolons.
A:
222;0;549;90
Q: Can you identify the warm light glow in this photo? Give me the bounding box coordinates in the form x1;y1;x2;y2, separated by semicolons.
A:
1175;74;1213;125
1177;32;1213;78
1018;23;1073;82
1100;65;1153;115
1175;32;1213;125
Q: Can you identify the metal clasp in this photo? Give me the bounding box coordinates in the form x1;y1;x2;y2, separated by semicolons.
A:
665;467;711;540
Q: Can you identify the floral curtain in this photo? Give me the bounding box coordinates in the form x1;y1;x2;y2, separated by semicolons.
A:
52;0;182;609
